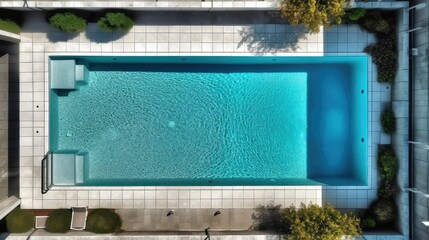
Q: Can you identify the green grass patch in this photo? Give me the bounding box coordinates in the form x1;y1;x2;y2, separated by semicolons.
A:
0;18;21;34
6;208;34;233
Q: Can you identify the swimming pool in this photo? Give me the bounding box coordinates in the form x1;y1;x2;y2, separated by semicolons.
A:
49;56;368;186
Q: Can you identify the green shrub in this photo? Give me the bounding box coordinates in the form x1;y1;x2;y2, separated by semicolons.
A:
371;200;396;225
347;8;366;21
365;34;397;83
0;18;21;34
86;209;122;233
381;108;396;134
6;208;34;233
360;10;392;35
362;217;376;228
281;203;361;240
49;13;87;32
45;209;72;233
378;147;398;183
97;12;134;32
378;181;398;199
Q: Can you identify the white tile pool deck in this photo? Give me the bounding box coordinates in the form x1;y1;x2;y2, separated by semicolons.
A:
18;11;389;210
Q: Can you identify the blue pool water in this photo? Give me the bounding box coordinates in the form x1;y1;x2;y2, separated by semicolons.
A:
50;56;368;186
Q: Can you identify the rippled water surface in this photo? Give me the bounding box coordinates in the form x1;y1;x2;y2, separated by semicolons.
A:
53;64;308;185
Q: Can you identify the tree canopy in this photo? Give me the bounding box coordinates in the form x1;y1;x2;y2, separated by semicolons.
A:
280;0;350;33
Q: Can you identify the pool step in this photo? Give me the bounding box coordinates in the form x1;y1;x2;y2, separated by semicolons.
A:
52;151;87;185
75;64;88;83
75;155;84;184
49;60;88;89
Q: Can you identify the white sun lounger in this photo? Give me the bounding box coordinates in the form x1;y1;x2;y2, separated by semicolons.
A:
70;206;88;230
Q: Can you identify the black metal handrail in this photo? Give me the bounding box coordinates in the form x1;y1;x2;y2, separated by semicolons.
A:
41;151;53;194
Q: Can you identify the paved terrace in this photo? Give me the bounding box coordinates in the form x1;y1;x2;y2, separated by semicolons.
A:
16;10;387;212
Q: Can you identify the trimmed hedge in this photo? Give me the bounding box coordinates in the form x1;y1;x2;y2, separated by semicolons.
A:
361;10;392;35
0;18;21;34
6;208;34;233
346;8;366;21
381;108;396;134
45;209;72;233
361;10;397;83
86;209;122;233
378;147;398;184
362;218;376;228
98;12;134;32
371;200;396;225
49;13;87;32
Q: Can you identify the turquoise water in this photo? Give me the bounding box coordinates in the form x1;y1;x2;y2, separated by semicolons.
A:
50;56;368;186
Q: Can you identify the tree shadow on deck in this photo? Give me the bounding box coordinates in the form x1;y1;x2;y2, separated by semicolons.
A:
237;24;309;55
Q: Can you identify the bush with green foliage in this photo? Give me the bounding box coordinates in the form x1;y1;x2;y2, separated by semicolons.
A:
362;218;376;228
377;146;399;200
365;34;397;83
45;209;72;233
49;13;87;33
378;147;398;184
86;209;122;233
252;204;286;232
360;10;392;35
0;18;21;34
279;0;350;33
97;12;134;32
347;8;366;21
361;10;397;83
281;203;361;240
6;208;34;233
371;200;396;225
381;108;396;134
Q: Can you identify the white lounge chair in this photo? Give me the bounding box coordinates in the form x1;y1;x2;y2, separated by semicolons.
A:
70;206;88;230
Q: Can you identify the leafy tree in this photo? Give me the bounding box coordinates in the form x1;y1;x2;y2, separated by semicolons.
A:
281;203;361;240
279;0;350;33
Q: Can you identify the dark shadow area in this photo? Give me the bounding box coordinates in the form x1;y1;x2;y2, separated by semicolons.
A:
0;217;6;234
47;31;79;43
84;28;128;43
251;204;284;232
0;9;23;26
237;25;308;55
133;11;284;25
0;41;20;198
